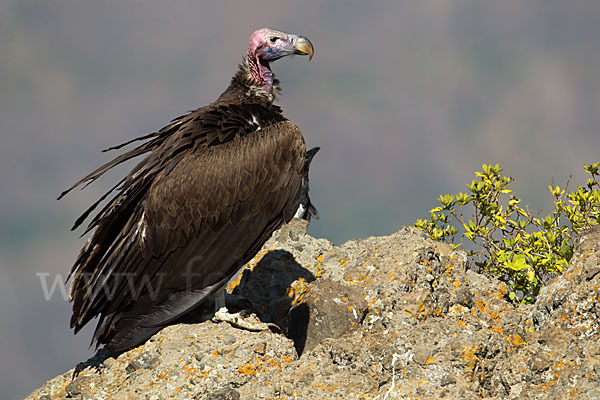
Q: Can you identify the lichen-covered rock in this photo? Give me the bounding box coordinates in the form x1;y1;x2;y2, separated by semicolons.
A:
27;222;600;399
288;278;367;355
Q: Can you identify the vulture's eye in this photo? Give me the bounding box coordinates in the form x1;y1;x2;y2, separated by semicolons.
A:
269;36;279;44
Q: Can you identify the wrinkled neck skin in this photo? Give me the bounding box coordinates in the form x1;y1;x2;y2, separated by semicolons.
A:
247;52;274;96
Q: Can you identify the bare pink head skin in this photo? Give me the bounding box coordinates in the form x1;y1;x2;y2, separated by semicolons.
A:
247;28;314;95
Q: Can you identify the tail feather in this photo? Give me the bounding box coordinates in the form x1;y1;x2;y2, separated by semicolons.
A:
100;286;216;353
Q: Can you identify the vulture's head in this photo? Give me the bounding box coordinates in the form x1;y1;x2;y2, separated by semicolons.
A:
245;28;313;98
248;28;314;62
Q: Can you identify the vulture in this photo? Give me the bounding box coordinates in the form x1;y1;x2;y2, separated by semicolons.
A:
295;146;320;222
59;28;314;353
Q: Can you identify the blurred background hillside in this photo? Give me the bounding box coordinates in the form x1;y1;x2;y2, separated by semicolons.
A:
2;1;600;398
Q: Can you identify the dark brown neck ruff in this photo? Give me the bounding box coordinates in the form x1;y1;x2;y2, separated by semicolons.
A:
224;59;281;104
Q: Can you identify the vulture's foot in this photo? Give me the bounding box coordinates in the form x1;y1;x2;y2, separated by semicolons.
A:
212;307;271;332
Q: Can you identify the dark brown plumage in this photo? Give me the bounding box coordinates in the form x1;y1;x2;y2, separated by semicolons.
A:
59;28;314;352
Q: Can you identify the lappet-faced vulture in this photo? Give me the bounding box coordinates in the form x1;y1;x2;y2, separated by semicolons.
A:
59;28;314;352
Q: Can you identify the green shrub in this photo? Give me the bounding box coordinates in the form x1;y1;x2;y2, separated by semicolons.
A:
415;163;600;304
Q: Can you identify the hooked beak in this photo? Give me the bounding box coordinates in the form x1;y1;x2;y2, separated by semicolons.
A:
291;35;314;60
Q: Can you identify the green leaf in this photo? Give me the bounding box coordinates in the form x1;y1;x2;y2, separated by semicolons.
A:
543;214;553;229
505;257;529;271
559;240;574;262
516;207;529;218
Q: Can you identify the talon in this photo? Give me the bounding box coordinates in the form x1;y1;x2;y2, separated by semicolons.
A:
212;307;270;332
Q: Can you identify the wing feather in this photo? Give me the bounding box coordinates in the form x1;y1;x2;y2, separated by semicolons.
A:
64;101;304;350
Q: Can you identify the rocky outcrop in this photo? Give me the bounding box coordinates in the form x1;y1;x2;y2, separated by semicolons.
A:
27;221;600;399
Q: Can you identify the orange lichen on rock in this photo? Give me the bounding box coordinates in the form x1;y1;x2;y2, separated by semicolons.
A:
286;278;313;306
227;249;271;292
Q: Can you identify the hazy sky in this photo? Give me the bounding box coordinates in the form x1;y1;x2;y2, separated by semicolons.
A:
2;1;600;398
